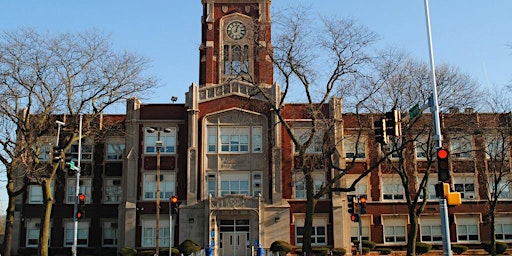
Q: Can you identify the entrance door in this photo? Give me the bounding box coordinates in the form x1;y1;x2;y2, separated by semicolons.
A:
219;219;250;256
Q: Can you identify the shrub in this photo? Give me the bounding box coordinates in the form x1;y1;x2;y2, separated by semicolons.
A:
270;240;292;255
312;247;330;255
332;248;347;256
178;239;202;255
362;247;371;255
481;241;508;255
451;244;468;255
415;242;432;255
377;248;392;255
170;248;180;256
361;240;376;250
119;247;137;256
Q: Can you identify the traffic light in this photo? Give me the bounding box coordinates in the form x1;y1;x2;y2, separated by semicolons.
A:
347;195;356;214
437;148;450;182
351;214;360;222
385;110;402;137
359;195;367;214
374;118;388;144
76;193;86;220
51;146;63;164
170;196;179;215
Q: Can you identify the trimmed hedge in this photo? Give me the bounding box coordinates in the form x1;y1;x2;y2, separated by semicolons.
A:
332;248;347;256
295;247;331;256
270;240;292;256
377;248;392;255
451;244;468;255
119;247;137;256
178;239;202;256
481;241;508;255
415;242;432;255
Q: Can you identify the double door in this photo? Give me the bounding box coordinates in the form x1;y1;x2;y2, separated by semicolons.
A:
219;219;251;256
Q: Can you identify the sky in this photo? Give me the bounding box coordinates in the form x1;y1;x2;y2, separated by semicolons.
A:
1;1;512;208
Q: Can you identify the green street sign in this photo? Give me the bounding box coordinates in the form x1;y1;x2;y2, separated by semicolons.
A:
409;103;420;120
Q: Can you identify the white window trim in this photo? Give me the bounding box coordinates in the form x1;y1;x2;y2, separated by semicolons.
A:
455;214;481;243
104;178;123;204
382;215;408;245
142;173;176;200
294;214;328;246
141;219;170;247
144;127;177;155
381;175;405;201
106;142;125;161
102;220;119;247
66;178;92;204
64;220;89;247
294;171;326;199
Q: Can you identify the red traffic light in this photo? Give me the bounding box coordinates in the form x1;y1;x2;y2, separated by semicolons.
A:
171;196;178;204
76;211;84;219
359;196;367;204
437;148;449;159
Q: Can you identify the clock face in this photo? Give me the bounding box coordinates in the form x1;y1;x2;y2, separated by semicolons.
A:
227;21;246;40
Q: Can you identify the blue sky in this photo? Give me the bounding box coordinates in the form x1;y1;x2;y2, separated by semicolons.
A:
1;1;511;208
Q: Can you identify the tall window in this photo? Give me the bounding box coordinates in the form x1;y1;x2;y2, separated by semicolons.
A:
293;128;324;154
350;216;370;242
104;178;122;203
143;173;175;200
102;221;118;246
37;143;51;162
145;128;176;154
141;219;170;247
485;134;508;159
453;174;476;200
70;144;93;161
295;216;327;245
107;143;125;160
382;175;404;200
26;218;44;247
345;175;368;199
344;136;366;159
495;216;512;241
208;126;262;153
490;177;512;199
415;136;429;159
420;216;442;242
294;172;325;199
64;220;89;246
417;175;437;200
455;215;479;242
66;179;91;204
28;185;43;204
383;216;407;244
450;135;473;158
224;44;249;75
220;173;249;196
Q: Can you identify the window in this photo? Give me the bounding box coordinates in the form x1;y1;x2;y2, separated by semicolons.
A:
143;173;175;200
495;216;512;241
38;143;51;162
224;44;249;75
485;134;508;159
295;216;327;245
450;135;472;158
382;175;404;200
420;216;442;242
107;143;125;160
294;172;325;199
220;173;249;196
209;126;262;153
102;221;118;246
66;179;91;204
490;177;512;199
64;220;89;246
26;218;44;247
455;215;479;242
383;216;407;244
28;185;43;204
453;175;476;200
104;179;122;203
344;136;366;159
141;219;170;247
70;144;93;161
294;128;323;154
350;216;370;242
417;175;437;200
345;175;368;199
145;128;176;154
415;136;429;159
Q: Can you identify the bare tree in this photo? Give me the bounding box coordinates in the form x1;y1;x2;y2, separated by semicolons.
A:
0;28;157;256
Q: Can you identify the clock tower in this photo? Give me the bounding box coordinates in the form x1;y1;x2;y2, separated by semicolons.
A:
199;0;273;87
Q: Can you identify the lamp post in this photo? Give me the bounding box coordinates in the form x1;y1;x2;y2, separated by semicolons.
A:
146;127;172;256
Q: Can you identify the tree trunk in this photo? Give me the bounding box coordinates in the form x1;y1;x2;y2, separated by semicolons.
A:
406;211;418;256
38;179;53;256
489;203;496;256
2;180;17;256
302;171;316;255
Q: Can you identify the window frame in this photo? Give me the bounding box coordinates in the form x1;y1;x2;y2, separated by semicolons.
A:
106;142;125;161
102;220;119;247
453;174;476;200
293;171;326;199
143;173;176;200
455;215;480;242
66;178;92;204
144;127;177;155
450;135;473;158
104;178;123;204
381;175;405;201
141;219;170;247
495;215;512;241
382;216;408;244
419;216;443;243
293;128;324;154
294;216;328;246
64;220;89;247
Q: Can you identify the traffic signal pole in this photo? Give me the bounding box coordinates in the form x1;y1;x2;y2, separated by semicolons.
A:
72;115;83;256
423;1;452;255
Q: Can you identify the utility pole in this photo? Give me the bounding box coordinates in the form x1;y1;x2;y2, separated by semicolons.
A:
72;115;83;256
